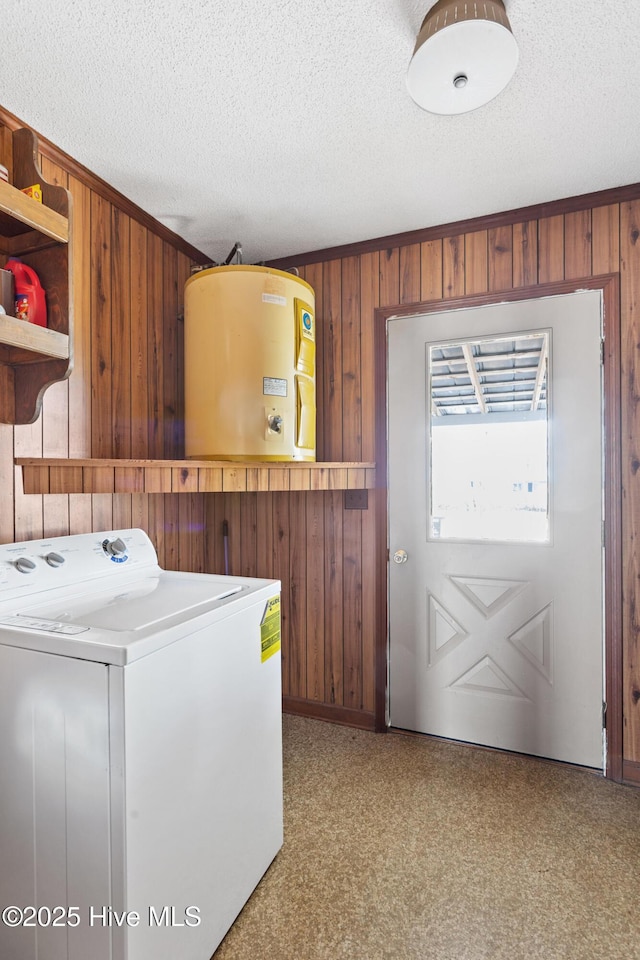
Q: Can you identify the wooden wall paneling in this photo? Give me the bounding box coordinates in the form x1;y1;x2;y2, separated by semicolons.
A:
90;192;113;458
223;493;241;576
288;491;307;699
360;251;380;464
564;209;592;279
620;199;640;764
112;494;133;533
360;251;380;712
204;494;222;574
513;220;538;288
443;234;465;298
68;174;93;535
163;471;181;570
129;220;149;458
111;209;132;459
343;496;363;709
538;215;565;283
147;495;165;567
91;494;113;535
162;243;179;458
464;230;488;295
147;232;164;458
322;259;343;461
400;243;421;304
175;491;202;573
488;225;513;291
130;492;149;539
162;493;180;572
305;491;325;701
379;247;400;311
272;492;291;697
256;492;274;578
342;256;362;461
177;493;193;572
592;204;620;275
324;489;344;705
193;494;205;572
13;406;43;542
239;493;258;578
420;239;443;302
110;208;133;535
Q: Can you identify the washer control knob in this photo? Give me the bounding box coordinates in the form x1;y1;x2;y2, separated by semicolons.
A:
103;537;127;558
45;551;66;568
15;557;37;574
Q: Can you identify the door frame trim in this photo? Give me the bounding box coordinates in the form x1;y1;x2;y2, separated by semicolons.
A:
374;275;623;780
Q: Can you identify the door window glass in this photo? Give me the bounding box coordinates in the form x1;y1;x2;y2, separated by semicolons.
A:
428;331;550;543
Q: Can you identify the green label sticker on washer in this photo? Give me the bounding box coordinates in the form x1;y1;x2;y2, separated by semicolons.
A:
261;595;281;662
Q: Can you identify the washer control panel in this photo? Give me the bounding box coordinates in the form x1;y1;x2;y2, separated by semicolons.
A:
0;529;157;598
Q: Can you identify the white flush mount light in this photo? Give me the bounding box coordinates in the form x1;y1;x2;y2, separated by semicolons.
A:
407;0;519;115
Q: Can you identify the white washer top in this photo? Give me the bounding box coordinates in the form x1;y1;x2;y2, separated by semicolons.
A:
22;573;242;632
0;529;279;665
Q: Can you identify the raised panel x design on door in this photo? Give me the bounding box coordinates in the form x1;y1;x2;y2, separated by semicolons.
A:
388;291;604;768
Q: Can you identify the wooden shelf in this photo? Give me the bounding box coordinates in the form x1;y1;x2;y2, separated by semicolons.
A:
17;458;377;495
0;127;72;424
0;313;69;362
0;179;69;247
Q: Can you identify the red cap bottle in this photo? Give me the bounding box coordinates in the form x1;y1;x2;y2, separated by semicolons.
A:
4;258;47;327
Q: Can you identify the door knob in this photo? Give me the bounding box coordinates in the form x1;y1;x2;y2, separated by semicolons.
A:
393;549;408;564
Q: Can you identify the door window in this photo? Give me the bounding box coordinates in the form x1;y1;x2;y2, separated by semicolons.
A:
428;331;550;543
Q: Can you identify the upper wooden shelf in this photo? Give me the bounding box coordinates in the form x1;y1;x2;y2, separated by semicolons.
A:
17;458;377;495
0;179;69;249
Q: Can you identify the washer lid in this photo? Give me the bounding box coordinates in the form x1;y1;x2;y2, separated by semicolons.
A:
21;573;244;632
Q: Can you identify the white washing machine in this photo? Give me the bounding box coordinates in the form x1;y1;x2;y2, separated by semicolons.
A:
0;528;283;960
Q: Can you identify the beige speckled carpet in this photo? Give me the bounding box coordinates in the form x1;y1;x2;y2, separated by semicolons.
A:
214;715;640;960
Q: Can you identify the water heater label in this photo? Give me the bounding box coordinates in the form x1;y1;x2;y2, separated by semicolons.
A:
263;377;288;397
262;293;287;306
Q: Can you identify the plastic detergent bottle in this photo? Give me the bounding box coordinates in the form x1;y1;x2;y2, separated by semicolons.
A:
4;258;47;327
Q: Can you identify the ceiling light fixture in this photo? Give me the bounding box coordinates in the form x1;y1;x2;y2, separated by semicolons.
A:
407;0;519;116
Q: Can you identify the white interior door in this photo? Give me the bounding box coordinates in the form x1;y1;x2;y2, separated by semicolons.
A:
388;291;604;768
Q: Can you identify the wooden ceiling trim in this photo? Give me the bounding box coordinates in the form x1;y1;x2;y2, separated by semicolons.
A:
268;184;640;270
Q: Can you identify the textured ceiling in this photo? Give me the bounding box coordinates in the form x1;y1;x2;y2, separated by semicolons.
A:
0;1;637;264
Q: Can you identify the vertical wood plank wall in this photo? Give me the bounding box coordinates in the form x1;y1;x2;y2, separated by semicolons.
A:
0;119;206;574
3;110;640;778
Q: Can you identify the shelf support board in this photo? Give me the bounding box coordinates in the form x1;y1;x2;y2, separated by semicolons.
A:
16;458;377;495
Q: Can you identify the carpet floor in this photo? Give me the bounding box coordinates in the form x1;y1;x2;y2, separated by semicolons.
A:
214;715;640;960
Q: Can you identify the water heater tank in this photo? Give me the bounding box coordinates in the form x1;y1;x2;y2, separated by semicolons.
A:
184;265;316;461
